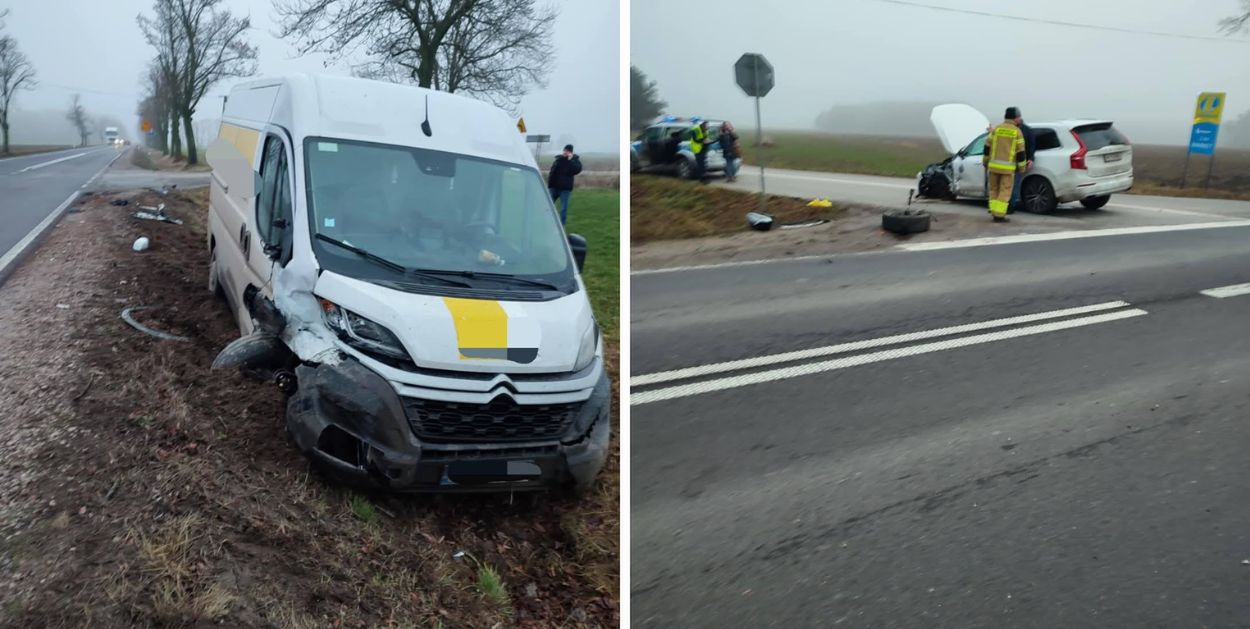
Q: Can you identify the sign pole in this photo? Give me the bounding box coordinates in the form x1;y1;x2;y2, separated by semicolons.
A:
1181;150;1190;189
754;56;766;215
1205;154;1216;190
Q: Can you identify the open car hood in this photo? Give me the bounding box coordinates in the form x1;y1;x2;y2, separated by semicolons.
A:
930;104;990;154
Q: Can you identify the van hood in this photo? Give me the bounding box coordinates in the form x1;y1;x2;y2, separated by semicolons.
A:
931;104;990;154
313;270;594;373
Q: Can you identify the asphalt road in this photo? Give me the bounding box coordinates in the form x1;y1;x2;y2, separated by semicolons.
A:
631;226;1250;627
0;146;122;264
722;167;1250;228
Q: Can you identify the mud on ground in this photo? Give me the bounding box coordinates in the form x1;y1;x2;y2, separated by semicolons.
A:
0;188;618;627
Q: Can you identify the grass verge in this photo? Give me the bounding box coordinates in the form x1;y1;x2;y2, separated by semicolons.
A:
2;184;620;627
565;188;620;343
631;174;847;242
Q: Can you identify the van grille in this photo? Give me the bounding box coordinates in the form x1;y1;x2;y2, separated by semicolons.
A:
403;397;580;443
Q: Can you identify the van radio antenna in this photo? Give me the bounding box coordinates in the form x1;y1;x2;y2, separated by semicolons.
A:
421;94;433;137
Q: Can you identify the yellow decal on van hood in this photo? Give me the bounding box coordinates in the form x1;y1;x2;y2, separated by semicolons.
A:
443;297;539;364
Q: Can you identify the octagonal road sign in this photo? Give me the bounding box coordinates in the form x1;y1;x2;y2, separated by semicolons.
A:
735;53;774;98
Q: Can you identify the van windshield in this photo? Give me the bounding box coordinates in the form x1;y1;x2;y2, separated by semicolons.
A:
303;137;573;292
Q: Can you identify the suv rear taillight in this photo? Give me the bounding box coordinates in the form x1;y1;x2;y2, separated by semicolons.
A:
1070;130;1088;170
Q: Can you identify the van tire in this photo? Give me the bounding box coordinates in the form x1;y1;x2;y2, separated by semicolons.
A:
676;157;693;180
882;208;931;235
208;246;225;299
1080;195;1111;210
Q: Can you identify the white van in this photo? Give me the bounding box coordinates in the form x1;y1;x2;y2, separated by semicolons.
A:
205;74;609;493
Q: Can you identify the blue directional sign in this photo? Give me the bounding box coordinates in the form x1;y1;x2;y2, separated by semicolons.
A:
1187;92;1225;156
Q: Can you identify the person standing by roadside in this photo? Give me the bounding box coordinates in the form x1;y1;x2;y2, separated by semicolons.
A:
720;121;740;182
982;107;1027;223
689;119;710;182
1008;109;1036;213
547;144;582;225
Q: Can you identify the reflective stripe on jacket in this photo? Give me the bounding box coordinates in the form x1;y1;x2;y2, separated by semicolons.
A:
983;122;1026;173
690;125;706;154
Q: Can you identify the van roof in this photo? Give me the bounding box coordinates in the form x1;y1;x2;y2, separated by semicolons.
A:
222;73;534;168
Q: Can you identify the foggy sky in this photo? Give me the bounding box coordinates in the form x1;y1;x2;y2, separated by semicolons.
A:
0;0;618;152
631;0;1250;145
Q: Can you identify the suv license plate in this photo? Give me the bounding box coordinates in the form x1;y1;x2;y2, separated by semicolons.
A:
1105;153;1122;163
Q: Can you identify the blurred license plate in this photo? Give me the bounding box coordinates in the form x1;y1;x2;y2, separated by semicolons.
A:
1105;153;1122;162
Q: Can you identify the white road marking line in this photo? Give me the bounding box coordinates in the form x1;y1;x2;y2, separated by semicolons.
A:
898;220;1250;252
0;150;124;281
633;301;1133;387
631;308;1148;405
1200;283;1250;298
13;151;90;173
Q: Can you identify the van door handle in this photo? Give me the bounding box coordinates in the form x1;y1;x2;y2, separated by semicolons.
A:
239;223;249;256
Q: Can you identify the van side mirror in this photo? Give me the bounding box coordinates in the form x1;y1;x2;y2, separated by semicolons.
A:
568;233;587;272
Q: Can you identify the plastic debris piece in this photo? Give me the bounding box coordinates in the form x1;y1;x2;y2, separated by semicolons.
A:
746;212;774;231
56;304;69;309
120;306;189;342
452;550;466;559
110;199;130;206
133;237;150;252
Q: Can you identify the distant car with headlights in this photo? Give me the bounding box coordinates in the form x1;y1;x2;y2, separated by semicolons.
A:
918;104;1134;213
630;116;725;179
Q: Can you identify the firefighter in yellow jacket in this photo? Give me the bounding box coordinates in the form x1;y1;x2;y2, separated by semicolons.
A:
982;107;1028;222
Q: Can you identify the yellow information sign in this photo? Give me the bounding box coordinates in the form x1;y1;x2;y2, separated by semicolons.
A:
516;117;527;133
141;119;152;133
1193;92;1226;125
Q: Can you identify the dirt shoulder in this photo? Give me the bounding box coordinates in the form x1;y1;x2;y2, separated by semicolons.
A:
630;174;1101;271
0;187;618;627
129;146;212;173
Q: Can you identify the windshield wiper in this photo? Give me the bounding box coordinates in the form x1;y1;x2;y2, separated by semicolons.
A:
315;234;471;288
414;268;563;291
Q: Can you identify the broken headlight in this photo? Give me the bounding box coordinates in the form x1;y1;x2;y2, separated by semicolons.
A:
319;300;409;361
574;321;600;372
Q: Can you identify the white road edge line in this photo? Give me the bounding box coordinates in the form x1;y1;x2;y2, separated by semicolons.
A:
632;301;1132;387
1200;283;1250;298
13;151;90;174
631;308;1149;406
1108;201;1229;220
898;220;1250;252
0;150;125;279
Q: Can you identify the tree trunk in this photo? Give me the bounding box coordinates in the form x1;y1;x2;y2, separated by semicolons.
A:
1;122;8;155
182;113;198;166
170;112;182;159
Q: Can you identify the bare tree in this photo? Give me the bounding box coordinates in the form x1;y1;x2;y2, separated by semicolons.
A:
139;0;256;164
0;10;36;154
139;2;186;158
138;63;172;153
66;94;91;147
1220;0;1250;34
276;0;557;109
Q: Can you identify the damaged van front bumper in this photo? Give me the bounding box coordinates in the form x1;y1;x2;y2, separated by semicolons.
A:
285;356;611;493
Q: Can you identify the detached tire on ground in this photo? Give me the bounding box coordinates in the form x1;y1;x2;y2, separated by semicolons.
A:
882;208;931;235
1080;195;1111;210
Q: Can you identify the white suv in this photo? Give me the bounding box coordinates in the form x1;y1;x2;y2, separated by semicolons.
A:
918;104;1134;213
